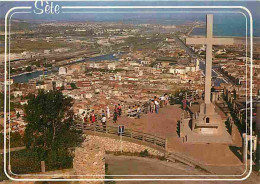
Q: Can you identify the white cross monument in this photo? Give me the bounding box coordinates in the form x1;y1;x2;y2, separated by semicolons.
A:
186;14;234;134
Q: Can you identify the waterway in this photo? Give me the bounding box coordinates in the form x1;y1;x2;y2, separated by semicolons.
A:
11;53;119;83
11;53;226;87
199;61;226;87
11;70;53;84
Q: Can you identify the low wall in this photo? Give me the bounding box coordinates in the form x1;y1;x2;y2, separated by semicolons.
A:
2;135;165;183
85;135;165;157
73;136;105;183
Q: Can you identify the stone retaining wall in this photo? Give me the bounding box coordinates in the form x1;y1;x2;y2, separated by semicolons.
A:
73;136;105;183
72;135;164;182
4;135;165;183
85;135;165;157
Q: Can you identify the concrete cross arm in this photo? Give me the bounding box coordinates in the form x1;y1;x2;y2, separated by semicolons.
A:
186;37;234;45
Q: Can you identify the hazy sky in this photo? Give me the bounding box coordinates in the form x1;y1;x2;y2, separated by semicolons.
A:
0;1;259;36
0;0;259;19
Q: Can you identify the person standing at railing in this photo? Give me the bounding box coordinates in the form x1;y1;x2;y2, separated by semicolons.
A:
101;115;106;132
165;94;169;106
106;106;110;119
133;104;138;115
91;110;96;124
159;95;165;108
81;111;85;130
86;112;90;125
150;100;154;113
127;106;131;117
137;105;141;119
113;107;118;123
102;110;106;117
143;102;149;114
117;104;122;117
114;105;118;114
81;111;85;122
155;99;160;114
83;114;87;124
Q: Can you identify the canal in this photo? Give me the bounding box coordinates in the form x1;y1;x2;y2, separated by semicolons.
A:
11;53;119;83
11;53;227;87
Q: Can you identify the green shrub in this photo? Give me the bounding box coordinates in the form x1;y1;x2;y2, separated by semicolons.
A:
45;149;73;171
139;149;149;157
0;132;24;149
9;150;41;174
1;149;73;176
0;155;8;181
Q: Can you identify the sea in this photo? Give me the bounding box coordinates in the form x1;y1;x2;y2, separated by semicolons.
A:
0;1;259;37
190;14;259;37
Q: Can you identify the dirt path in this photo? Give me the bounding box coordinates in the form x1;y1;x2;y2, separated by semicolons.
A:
106;155;260;184
105;154;203;176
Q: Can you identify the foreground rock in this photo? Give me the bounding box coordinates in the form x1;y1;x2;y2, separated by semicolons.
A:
73;135;105;183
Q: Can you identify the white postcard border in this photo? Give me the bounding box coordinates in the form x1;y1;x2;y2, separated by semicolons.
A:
3;4;254;182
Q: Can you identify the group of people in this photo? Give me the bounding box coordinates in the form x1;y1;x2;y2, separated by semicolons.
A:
81;110;97;124
127;94;169;118
79;94;169;127
149;95;169;114
80;108;108;132
80;104;123;128
112;104;122;123
127;104;142;119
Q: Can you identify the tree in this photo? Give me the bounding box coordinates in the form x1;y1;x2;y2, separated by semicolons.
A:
233;89;237;100
70;83;77;89
0;93;3;111
25;66;32;72
0;92;15;112
23;90;83;162
10;67;16;73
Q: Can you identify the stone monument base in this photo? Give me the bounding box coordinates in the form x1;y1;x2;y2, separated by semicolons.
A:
192;103;223;135
180;103;232;144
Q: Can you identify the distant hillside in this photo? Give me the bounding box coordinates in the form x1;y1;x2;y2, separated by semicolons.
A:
0;18;33;32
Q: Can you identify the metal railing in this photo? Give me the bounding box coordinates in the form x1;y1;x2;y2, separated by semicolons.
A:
75;122;166;149
74;122;211;171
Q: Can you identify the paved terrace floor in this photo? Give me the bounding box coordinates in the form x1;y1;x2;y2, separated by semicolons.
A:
107;105;243;167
